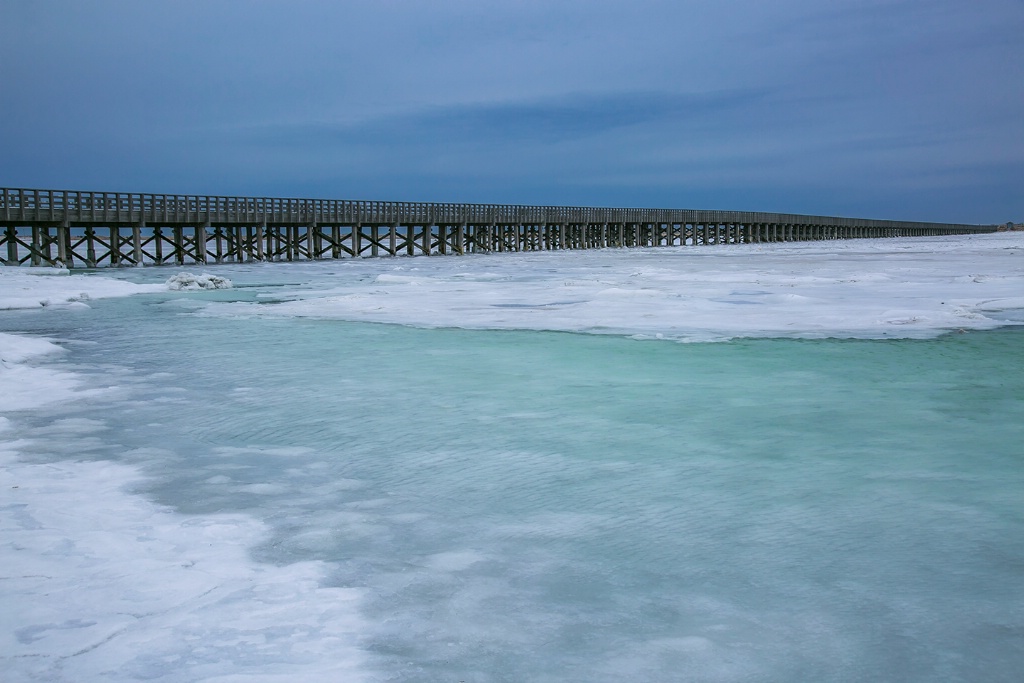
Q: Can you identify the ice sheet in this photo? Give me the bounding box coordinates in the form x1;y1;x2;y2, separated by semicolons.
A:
201;233;1024;341
1;288;367;680
0;332;93;412
0;265;167;310
0;266;151;409
0;445;367;682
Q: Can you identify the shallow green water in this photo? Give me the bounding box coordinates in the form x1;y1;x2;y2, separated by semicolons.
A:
4;291;1024;681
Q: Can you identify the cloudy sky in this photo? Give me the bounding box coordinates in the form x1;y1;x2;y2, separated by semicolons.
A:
2;0;1021;222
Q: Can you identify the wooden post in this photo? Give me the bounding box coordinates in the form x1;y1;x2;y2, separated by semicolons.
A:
252;221;262;261
245;226;254;261
42;226;55;263
133;224;143;265
214;227;224;263
108;226;119;266
57;223;71;267
236;226;246;261
30;226;42;266
5;226;18;265
153;227;163;264
85;226;97;266
196;222;208;264
227;226;237;261
173;226;184;265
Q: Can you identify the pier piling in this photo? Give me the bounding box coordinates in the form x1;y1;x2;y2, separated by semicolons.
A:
0;187;997;268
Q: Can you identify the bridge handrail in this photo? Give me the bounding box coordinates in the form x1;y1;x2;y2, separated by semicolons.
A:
0;187;995;232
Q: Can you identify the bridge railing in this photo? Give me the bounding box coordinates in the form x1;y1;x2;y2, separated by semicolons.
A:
0;187;995;233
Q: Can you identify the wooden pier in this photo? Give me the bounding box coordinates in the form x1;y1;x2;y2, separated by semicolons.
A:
1;187;997;268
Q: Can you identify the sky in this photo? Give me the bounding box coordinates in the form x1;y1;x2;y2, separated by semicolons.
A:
2;0;1021;223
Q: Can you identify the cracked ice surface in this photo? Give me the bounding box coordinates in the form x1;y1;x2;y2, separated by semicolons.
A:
200;232;1024;341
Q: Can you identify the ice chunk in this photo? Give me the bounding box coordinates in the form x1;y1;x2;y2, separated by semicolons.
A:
166;272;233;291
0;332;65;365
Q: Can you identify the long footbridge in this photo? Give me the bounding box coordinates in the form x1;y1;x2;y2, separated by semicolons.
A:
1;187;997;268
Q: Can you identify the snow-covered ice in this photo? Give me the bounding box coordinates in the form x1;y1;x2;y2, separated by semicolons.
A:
202;232;1024;341
0;447;367;681
0;265;166;310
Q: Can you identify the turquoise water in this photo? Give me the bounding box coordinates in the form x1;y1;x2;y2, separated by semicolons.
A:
4;283;1024;681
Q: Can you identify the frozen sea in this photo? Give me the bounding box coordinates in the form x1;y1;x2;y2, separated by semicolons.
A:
2;233;1024;682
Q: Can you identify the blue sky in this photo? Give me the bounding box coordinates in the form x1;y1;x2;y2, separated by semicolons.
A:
2;0;1021;223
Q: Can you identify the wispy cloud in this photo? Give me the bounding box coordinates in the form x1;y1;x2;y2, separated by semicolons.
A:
246;89;773;148
1;0;1021;221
